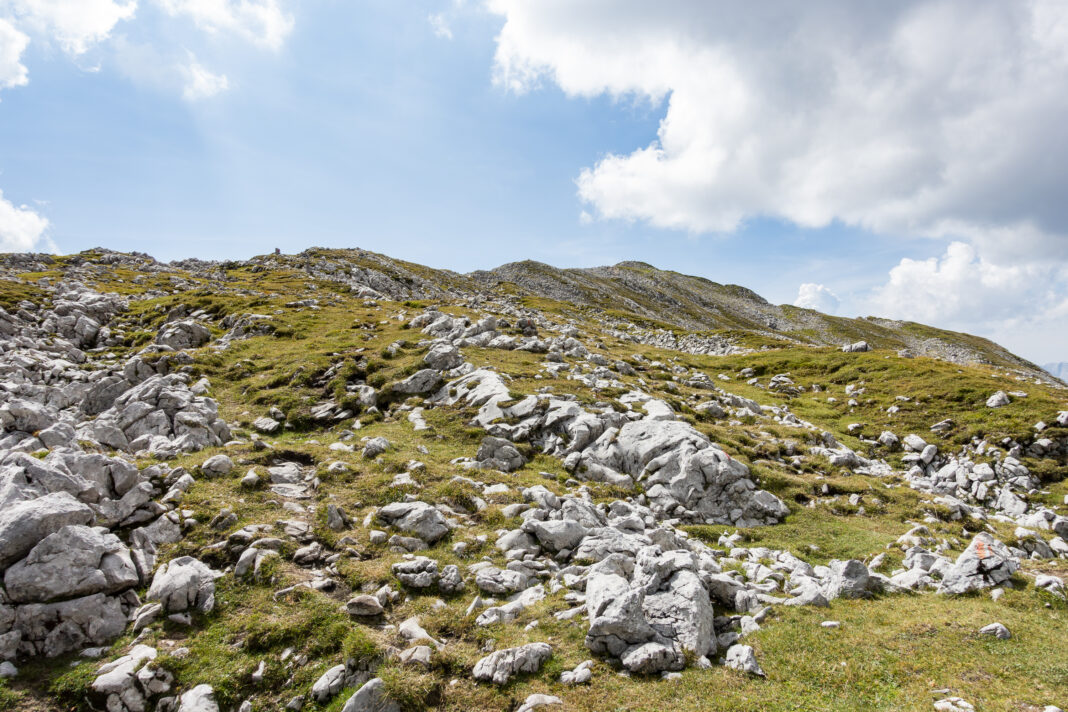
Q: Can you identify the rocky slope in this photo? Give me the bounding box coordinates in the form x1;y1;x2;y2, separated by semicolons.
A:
470;259;1049;377
0;248;1065;712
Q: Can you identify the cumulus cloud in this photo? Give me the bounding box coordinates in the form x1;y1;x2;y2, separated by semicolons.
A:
181;56;227;100
794;283;839;314
0;189;53;252
488;0;1068;253
0;17;29;93
0;0;294;102
870;241;1068;327
154;0;294;50
3;0;137;55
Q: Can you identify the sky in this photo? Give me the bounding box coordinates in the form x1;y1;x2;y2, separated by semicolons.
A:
0;1;1067;365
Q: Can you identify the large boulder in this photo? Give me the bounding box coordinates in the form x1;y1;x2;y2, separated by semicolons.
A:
147;557;218;613
80;374;231;456
156;321;211;350
938;533;1019;595
311;664;348;703
176;684;219;712
585;573;655;658
89;644;168;712
642;568;715;657
524;519;586;552
0;492;95;569
823;559;873;600
986;391;1011;408
10;592;128;658
472;643;552;685
376;502;449;543
423;343;462;371
200;455;233;477
574;418;788;526
724;644;765;676
475;566;530;595
392;369;443;395
476;436;526;472
4;525;138;603
340;677;400;712
0;452;103;508
841;341;871;353
391;557;439;589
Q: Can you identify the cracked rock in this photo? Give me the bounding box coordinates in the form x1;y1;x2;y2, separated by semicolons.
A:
472;642;552;685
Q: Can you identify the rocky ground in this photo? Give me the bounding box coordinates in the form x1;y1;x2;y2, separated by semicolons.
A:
0;248;1065;712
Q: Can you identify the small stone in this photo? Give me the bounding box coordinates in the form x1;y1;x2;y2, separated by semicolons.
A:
363;437;390;459
346;595;384;617
399;645;432;668
978;622;1011;639
515;694;563;712
934;697;975;712
560;660;593;685
986;391;1011;408
724;644;764;677
472;643;552;685
339;678;400;712
200;454;234;476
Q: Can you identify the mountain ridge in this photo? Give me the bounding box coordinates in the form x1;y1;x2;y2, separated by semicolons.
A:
5;246;1051;382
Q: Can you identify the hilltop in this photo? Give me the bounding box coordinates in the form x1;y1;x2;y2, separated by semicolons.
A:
0;247;1065;712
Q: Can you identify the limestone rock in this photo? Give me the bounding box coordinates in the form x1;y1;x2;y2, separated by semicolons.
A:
176;684;219;712
986;391;1011;408
472;642;552;685
978;622;1011;639
340;678;400;712
724;644;764;676
311;664;348;703
516;694;564;712
147;557;218;613
392;369;443;395
377;502;448;543
938;533;1019;595
0;491;97;569
4;525;138;603
12;592;128;657
156;321;211;350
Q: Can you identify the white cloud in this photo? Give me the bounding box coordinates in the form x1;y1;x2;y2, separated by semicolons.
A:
869;241;1068;327
112;38;229;100
794;283;839;314
0;18;29;93
428;12;452;40
154;0;294;50
3;0;137;54
488;1;1068;252
0;189;53;252
181;57;227;100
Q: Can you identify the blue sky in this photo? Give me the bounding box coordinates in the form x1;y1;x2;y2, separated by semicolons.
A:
1;1;1066;364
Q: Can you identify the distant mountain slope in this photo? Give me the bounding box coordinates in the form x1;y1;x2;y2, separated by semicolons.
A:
469;258;1048;378
25;246;1043;381
1043;362;1068;381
